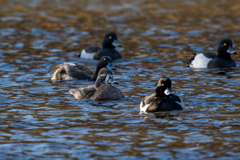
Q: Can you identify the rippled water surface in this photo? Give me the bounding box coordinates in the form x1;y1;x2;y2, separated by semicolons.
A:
1;0;240;159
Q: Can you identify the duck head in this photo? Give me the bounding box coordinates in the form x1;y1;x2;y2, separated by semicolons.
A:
217;39;237;57
155;76;172;97
102;32;122;49
97;56;116;71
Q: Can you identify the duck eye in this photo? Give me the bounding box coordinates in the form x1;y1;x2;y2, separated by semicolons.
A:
103;58;106;61
162;83;164;86
224;43;227;46
109;36;112;39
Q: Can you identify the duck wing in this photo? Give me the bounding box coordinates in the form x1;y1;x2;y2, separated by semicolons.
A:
92;84;124;101
145;94;183;112
74;64;94;75
141;93;155;107
79;45;102;59
64;63;92;80
70;84;96;100
202;52;217;59
85;45;102;53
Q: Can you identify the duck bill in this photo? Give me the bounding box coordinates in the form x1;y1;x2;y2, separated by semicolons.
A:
112;39;121;47
164;87;172;96
106;62;116;71
227;46;237;54
108;77;119;84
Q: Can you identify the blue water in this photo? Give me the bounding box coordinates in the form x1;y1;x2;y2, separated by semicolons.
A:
0;0;240;159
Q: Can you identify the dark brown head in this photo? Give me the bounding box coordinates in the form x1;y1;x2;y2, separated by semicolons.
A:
155;76;172;97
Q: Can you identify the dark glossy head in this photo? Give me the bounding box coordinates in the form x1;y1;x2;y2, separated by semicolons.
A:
217;39;237;57
95;68;119;89
155;76;172;97
102;32;121;49
97;56;116;71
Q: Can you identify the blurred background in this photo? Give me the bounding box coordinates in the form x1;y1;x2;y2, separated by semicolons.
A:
0;0;240;159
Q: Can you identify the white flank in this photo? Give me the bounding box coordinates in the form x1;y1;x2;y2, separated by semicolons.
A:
80;49;96;59
62;74;74;80
190;53;212;68
67;62;76;66
176;97;185;109
139;101;150;113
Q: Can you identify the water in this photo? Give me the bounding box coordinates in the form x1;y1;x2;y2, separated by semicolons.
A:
1;0;240;159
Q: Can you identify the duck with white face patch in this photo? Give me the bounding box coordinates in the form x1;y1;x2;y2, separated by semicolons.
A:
69;68;124;101
189;39;237;68
140;76;184;113
79;32;124;60
50;56;116;81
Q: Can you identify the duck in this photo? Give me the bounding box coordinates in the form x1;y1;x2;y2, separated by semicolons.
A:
69;68;124;101
189;39;237;68
79;32;123;60
140;76;184;113
51;56;115;81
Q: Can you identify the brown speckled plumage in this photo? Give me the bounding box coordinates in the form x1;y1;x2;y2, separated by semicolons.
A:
92;84;124;101
50;56;115;81
69;68;124;101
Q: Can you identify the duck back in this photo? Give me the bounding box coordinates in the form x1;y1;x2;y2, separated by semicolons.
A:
92;84;124;101
147;95;182;112
70;84;96;100
94;48;122;60
208;57;236;68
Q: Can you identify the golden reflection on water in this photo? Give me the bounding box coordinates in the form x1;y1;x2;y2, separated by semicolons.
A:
0;0;240;159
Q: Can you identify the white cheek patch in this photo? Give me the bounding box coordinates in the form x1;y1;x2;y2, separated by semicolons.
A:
190;53;212;68
80;49;96;59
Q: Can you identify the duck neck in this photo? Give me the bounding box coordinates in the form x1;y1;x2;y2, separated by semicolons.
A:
155;93;165;98
218;52;231;58
217;48;231;58
95;76;106;90
91;68;100;81
102;42;115;49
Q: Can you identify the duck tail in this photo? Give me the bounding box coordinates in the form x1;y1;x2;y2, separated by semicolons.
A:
187;53;196;67
69;89;76;95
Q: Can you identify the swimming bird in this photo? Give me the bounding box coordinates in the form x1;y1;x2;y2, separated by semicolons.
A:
79;32;123;60
51;56;115;81
189;39;237;68
140;76;184;113
69;68;124;101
